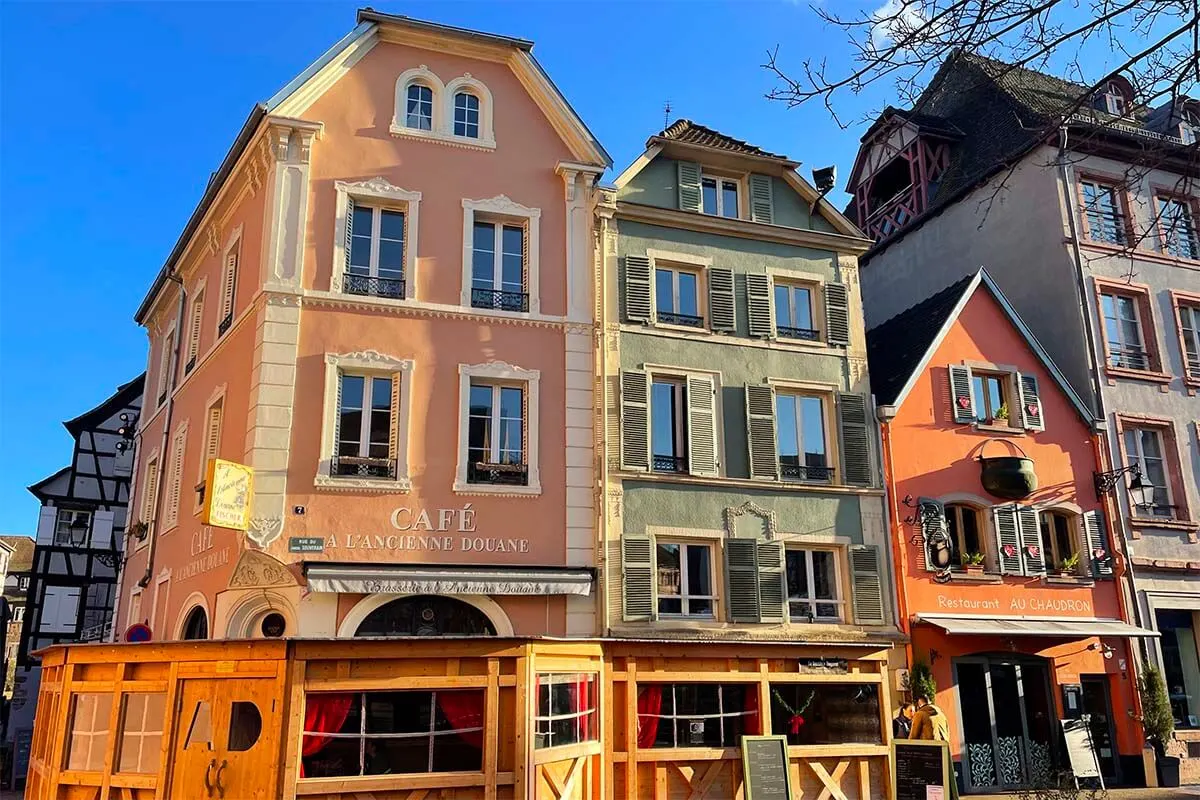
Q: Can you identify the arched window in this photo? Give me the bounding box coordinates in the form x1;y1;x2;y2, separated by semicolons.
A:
1039;510;1080;573
406;84;434;131
354;595;497;638
181;606;208;640
945;503;986;568
454;92;481;138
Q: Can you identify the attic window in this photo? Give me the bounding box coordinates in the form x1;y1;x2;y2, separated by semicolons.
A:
867;158;913;210
1095;80;1130;116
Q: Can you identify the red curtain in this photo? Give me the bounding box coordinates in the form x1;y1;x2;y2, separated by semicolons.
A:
743;686;761;735
636;685;662;748
574;676;594;741
300;693;354;778
438;690;485;748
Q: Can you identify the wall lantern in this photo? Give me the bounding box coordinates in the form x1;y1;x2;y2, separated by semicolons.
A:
1094;463;1154;507
978;439;1037;500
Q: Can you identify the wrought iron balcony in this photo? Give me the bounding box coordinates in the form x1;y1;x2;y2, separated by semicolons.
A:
471;288;529;313
79;621;112;643
345;274;405;299
1187;356;1200;381
652;454;688;474
332;456;396;479
468;461;528;485
658;311;704;328
218;312;233;336
1108;346;1149;370
780;461;834;482
777;325;820;341
184;356;196;375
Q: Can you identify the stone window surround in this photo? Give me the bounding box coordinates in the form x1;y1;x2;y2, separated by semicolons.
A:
455;361;541;496
1113;412;1195;534
1075;169;1135;245
316;350;415;493
139;447;162;537
1169;289;1200;392
1093;276;1171;384
460;196;541;314
766;266;828;346
1151;185;1200;261
390;66;496;151
331;178;422;300
647;249;712;334
162;420;189;534
765;377;840;485
184;276;208;369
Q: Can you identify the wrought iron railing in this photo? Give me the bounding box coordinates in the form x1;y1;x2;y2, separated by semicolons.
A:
184;356;196;375
777;325;820;341
218;312;233;336
345;274;405;299
79;621;112;643
332;456;396;479
471;288;529;313
652;454;688;473
658;311;704;328
468;461;528;485
780;462;834;482
1187;356;1200;381
1108;346;1149;370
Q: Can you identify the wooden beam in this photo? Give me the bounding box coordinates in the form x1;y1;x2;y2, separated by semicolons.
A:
484;658;499;800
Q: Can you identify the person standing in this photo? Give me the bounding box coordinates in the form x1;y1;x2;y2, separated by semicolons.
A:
893;702;915;740
910;694;957;799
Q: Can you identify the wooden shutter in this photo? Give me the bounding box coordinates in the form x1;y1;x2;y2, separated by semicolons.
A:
387;375;402;470
164;432;185;530
521;221;531;298
1018;373;1045;431
686;375;719;477
620;369;650;471
993;505;1023;574
824;283;851;347
344;196;355;278
757;541;786;623
948;365;976;423
745;384;779;479
624;255;653;323
749;174;774;224
330;373;344;477
204;403;223;468
838;393;872;486
1084;509;1113;578
1018;505;1045;574
91;510;115;550
849;545;886;625
220;251;238;324
708;267;736;332
157;339;171;401
725;538;761;623
746;273;774;338
35;507;58;546
188;292;204;363
677;161;702;212
622;535;655;621
142;460;159;523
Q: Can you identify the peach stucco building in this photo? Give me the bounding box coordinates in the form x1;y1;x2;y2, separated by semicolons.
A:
118;10;609;644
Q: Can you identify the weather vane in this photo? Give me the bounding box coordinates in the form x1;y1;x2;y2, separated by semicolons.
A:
664;101;672;128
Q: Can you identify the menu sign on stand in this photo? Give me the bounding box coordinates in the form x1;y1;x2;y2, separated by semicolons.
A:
893;740;951;800
740;735;792;800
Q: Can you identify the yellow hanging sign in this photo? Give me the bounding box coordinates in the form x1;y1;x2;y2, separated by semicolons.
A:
201;459;254;530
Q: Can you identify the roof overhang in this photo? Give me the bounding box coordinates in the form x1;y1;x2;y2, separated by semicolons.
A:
304;564;595;596
915;613;1158;638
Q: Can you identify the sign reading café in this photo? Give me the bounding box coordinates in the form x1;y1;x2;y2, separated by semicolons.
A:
310;504;534;558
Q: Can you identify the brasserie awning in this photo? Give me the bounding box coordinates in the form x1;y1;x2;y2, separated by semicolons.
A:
305;564;594;596
915;613;1159;638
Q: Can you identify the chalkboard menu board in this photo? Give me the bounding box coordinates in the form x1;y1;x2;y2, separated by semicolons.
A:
741;735;793;800
893;740;950;800
1060;717;1102;782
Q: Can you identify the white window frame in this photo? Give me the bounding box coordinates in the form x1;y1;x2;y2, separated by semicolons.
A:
54;509;92;547
1124;425;1176;517
467;382;525;464
654;264;703;324
461;197;540;314
772;278;823;341
470;220;526;306
700;172;742;219
655;540;716;619
453;91;480;139
316;351;414;493
1180;303;1200;375
455;361;541;495
339;374;393;458
1101;291;1148;369
445;76;495;147
140;450;161;529
1101;81;1128;115
785;546;845;623
773;388;835;482
155;325;175;408
389;68;496;151
405;83;434;131
332;178;421;301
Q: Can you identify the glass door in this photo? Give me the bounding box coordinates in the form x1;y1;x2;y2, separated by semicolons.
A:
1081;676;1120;783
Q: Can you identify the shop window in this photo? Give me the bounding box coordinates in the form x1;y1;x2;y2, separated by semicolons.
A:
65;693;113;772
1157;609;1200;729
769;683;882;745
947;504;987;568
117;693;165;774
534;673;598;749
785;548;842;622
300;690;484;778
655;541;714;618
1039;511;1081;573
636;684;756;748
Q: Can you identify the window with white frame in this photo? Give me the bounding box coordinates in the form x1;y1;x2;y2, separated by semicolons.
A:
1124;426;1175;517
701;174;740;219
336;374;394;479
1095;80;1130;115
1179;302;1200;379
334;179;420;301
195;398;223;508
405;83;433;130
655;264;702;327
1101;291;1150;370
184;288;204;375
785;548;842;622
141;456;160;525
775;392;831;482
1158;196;1200;260
774;281;819;341
456;362;540;494
54;509;92;547
319;352;413;490
461;197;539;313
650;377;688;474
656;541;714;617
454;92;480;138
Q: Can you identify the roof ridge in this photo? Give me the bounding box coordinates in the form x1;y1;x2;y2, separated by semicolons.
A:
653;118;791;161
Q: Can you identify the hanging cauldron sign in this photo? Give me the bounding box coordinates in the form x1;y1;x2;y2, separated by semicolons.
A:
978;438;1037;500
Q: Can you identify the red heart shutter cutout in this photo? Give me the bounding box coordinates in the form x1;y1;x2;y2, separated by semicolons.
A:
1002;544;1016;558
1027;404;1038;416
957;396;970;409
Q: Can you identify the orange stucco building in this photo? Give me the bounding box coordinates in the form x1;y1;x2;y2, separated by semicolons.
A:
868;270;1155;792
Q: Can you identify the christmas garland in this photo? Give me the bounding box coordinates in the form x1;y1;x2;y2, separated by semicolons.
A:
771;688;815;734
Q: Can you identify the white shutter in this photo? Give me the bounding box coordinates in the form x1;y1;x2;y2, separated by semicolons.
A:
1018;373;1045;431
622;536;655;621
619;370;650;471
220;251;238;323
164;432;185;530
1018;506;1045;574
948;365;976;423
746;274;774;338
993;505;1023;574
91;510;115;550
187;292;204;366
142;460;160;524
749;174;774;224
36;506;58;545
745;384;779;479
624;255;653;323
686;375;718;477
677;162;702;212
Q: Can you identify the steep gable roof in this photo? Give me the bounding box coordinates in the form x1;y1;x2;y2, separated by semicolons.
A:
651;119;792;162
0;536;35;574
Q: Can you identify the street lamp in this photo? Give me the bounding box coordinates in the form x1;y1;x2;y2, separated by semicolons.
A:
1094;464;1155;508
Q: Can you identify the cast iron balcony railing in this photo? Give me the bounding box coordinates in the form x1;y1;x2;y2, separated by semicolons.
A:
332;455;396;479
652;454;688;474
79;621;112;643
468;461;528;486
345;274;405;300
780;461;834;483
471;288;529;313
1133;502;1179;519
184;356;196;375
218;312;233;336
777;325;820;342
1187;355;1200;381
657;311;704;328
1108;345;1149;370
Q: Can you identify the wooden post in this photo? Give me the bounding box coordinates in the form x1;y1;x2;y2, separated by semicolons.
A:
757;659;771;736
626;658;640;799
278;656;306;800
484;657;499;800
99;662;127;796
514;650;529;799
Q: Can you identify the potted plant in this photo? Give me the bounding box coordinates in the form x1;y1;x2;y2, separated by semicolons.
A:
906;659;937;703
992;403;1010;425
1140;665;1179;787
960;551;986;575
1056;552;1080;577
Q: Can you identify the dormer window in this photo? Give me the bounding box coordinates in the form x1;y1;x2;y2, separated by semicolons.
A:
701;174;740;219
406;84;434;131
1096;80;1131;116
1181;107;1200;144
454;92;480;139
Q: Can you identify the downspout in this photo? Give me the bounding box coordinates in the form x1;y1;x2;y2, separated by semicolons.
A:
108;417;146;640
596;200;612;635
877;408;912;644
137;274;187;591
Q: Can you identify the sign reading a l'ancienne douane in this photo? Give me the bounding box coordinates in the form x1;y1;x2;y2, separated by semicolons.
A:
313;504;531;556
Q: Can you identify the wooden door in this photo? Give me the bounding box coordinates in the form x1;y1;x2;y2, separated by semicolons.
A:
169;678;279;800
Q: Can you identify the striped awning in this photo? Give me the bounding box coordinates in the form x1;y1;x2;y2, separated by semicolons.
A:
305;564;594;596
915;613;1159;638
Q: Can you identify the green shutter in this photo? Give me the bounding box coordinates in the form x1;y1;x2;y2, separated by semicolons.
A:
824;282;850;346
1084;509;1113;578
725;538;761;623
677;161;702;212
749;174;774;224
948;365;976;424
1017;505;1045;574
757;541;786;623
686;375;719;477
708;267;736;332
993;505;1023;574
838;393;872;486
849;545;886;625
746;273;774;338
1018;373;1044;431
622;535;655;621
745;384;779;479
620;369;650;471
624;255;653;323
